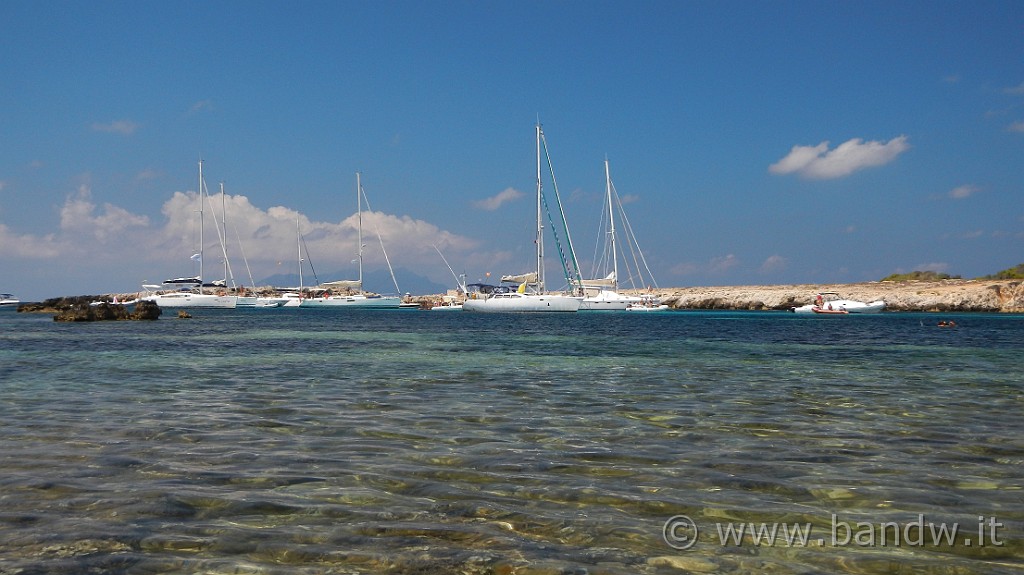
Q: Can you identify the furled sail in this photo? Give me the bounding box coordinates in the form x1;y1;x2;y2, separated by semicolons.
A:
500;272;538;284
320;279;362;290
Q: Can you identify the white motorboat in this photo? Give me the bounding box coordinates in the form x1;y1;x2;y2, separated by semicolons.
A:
791;292;886;314
580;288;641;311
279;292;302;307
626;294;669;312
0;293;20;306
430;299;463;311
463;123;583;313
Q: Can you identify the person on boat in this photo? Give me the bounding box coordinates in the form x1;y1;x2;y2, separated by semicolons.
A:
815;294;824;307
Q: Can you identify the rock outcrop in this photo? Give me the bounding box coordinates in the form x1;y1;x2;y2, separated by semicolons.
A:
50;300;161;322
629;279;1024;313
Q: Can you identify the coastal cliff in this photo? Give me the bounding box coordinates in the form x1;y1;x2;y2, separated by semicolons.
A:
633;279;1024;313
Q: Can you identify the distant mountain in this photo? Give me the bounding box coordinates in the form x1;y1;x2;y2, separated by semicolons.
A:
257;267;449;296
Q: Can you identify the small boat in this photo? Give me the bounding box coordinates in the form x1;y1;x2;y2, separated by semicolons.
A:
791;292;885;314
0;293;20;306
626;295;668;312
430;293;464;311
279;292;302;307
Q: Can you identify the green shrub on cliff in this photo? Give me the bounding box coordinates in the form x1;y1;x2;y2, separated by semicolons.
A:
981;263;1024;280
881;270;959;282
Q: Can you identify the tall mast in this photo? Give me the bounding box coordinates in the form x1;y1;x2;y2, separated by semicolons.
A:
356;171;364;288
535;123;544;292
296;216;303;294
605;158;618;290
198;159;204;294
221;182;228;287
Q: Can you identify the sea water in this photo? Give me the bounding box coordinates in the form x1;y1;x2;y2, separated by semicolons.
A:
0;307;1021;574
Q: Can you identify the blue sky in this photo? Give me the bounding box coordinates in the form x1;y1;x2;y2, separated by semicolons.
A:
1;1;1022;299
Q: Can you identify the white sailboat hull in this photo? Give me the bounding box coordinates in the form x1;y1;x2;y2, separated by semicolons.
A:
142;293;237;308
462;293;581;313
579;290;641;311
299;294;402;308
237;296;288;308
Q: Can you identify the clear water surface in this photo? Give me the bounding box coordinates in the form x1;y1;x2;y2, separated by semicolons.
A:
0;307;1021;574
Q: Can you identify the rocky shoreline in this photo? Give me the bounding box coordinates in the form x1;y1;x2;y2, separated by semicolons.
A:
626;279;1024;313
15;279;1024;316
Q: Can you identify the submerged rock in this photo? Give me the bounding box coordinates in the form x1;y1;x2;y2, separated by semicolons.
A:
52;301;161;322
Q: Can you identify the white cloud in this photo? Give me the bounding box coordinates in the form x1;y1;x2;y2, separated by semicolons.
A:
709;253;738;273
136;168;161;182
155;191;476;275
91;120;139;135
0;223;64;259
759;255;786;273
769;136;910;179
1004;82;1024;95
188;100;214;115
2;187;476;296
948;184;980;200
916;262;949;273
473;187;523;211
1008;121;1024;133
60;185;150;242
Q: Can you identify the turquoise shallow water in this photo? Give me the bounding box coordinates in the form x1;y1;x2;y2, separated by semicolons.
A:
0;307;1021;574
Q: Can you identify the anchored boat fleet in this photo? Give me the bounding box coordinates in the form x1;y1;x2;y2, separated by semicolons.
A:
121;124;882;315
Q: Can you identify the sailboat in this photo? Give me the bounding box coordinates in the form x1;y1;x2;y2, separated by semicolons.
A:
463;123;582;313
579;159;643;311
300;173;402;308
210;182;287;308
142;161;237;309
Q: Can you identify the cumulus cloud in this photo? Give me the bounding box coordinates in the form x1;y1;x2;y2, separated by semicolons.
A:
948;184;980;200
473;187;523;211
0;223;63;259
91;120;139;135
709;253;739;274
60;185;150;241
769;136;910;179
155;191;476;274
669;261;699;276
759;255;786;273
5;185;474;283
